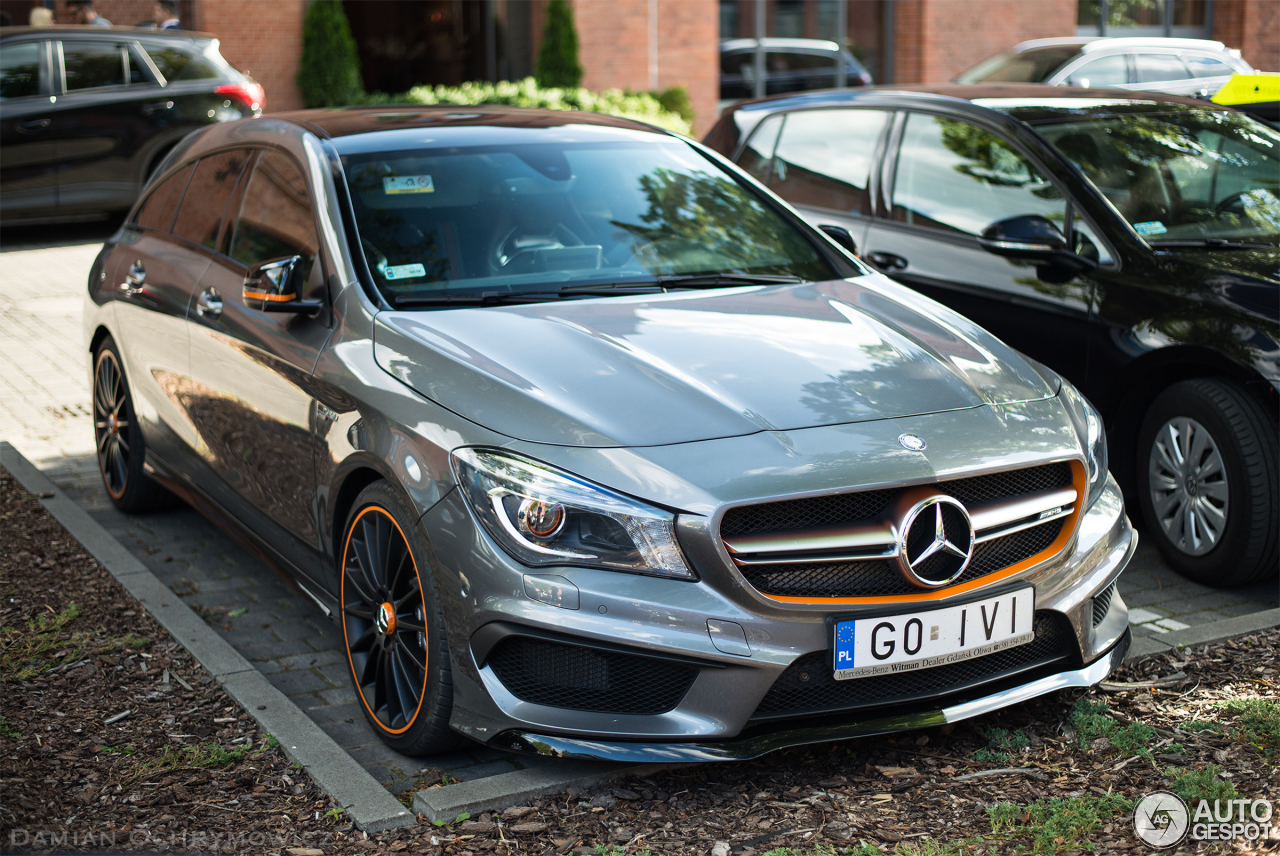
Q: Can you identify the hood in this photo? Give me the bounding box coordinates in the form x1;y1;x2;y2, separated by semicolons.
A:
373;276;1057;447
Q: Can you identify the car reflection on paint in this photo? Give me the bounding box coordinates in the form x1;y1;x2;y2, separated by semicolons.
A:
85;106;1134;761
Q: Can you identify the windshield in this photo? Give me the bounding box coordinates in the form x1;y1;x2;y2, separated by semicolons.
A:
342;139;836;304
955;46;1080;83
1038;109;1280;244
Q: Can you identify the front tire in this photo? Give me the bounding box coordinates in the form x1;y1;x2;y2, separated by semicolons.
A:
1136;378;1278;586
92;338;174;513
340;481;465;755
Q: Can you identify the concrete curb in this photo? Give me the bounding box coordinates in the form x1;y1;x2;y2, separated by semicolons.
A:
1;442;414;833
1123;607;1280;663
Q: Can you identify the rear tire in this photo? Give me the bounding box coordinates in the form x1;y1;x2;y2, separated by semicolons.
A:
339;481;466;755
92;338;175;513
1136;378;1278;586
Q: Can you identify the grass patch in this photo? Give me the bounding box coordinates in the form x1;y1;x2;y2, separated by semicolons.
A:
1182;720;1223;734
98;744;136;755
1217;698;1280;762
972;726;1030;764
894;837;984;855
0;603;89;681
124;739;272;784
1166;765;1239;806
1070;699;1156;757
987;792;1132;853
0;716;19;739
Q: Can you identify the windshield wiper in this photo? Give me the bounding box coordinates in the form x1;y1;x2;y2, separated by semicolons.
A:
656;272;804;287
393;291;563;308
1149;239;1276;250
394;273;804;308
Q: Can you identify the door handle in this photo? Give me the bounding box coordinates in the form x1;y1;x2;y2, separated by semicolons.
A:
142;100;174;116
866;251;908;271
119;261;146;294
16;118;51;134
196;287;223;320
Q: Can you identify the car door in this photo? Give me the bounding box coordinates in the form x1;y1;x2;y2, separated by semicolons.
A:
759;107;893;253
183;147;332;575
51;38;163;215
860;111;1104;387
110;160;203;467
0;38;59;221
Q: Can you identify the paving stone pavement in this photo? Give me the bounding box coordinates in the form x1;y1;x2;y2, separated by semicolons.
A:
2;224;1276;791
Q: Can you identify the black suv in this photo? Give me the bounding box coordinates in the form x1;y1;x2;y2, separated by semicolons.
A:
705;84;1279;587
0;25;262;224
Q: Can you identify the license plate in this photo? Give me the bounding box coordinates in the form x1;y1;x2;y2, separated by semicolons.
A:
832;588;1034;680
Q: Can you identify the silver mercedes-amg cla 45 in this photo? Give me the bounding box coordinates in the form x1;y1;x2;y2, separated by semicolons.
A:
85;107;1134;760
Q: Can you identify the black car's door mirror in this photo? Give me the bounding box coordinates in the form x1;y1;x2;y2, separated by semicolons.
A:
818;224;858;256
242;255;324;314
978;215;1098;282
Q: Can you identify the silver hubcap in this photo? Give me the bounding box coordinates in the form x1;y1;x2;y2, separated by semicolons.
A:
1149;416;1228;556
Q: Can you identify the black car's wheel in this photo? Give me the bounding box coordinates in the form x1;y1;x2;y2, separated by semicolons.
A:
92;338;173;512
340;481;464;755
1137;378;1278;586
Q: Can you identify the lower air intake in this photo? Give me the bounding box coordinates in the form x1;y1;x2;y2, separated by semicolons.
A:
752;610;1076;720
1092;583;1116;627
487;637;698;715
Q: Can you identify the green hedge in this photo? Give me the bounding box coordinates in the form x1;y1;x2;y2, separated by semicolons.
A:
363;78;692;136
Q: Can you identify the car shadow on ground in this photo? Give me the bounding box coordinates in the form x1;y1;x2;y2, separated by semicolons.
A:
1;216;124;252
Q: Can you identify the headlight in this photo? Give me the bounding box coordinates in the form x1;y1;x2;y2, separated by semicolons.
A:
451;448;695;580
1059;380;1109;508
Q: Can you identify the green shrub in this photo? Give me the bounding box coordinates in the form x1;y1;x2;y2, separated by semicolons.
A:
298;0;363;108
1219;698;1280;762
374;78;691;135
988;793;1132;853
535;0;583;89
655;85;695;125
1166;765;1239;806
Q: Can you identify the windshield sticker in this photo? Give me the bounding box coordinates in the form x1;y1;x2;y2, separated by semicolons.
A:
1133;220;1168;236
383;175;434;194
384;263;427;280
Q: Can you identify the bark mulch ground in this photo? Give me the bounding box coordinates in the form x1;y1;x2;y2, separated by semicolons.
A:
3;464;1277;854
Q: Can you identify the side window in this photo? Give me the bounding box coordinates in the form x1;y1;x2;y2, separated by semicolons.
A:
144;44;221;83
171;150;251;249
62;41;127;91
134;163;195;232
736;113;784;184
1064;54;1128;87
1135;54;1189;83
228;150;320;281
1183;55;1231;78
1071;217;1114;266
0;42;41;99
770;108;889;216
891;113;1065;236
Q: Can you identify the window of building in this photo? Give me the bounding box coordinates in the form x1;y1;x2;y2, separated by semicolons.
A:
771;109;889;216
1077;0;1212;38
737;113;785;184
134;163;195;232
172;150;251;250
0;42;40;99
1064;54;1129;87
891;113;1064;236
228;151;320;281
62;41;128;91
1135;53;1190;82
719;0;739;40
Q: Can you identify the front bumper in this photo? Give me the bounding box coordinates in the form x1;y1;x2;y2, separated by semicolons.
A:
490;628;1131;762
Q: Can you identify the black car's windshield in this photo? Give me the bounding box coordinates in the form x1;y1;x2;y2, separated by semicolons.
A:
1038;109;1280;245
955;46;1080;83
342;139;836;304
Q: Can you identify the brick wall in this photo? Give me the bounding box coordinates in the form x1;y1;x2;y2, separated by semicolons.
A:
655;0;719;136
894;0;1077;84
52;0;163;27
1214;0;1280;71
193;0;305;112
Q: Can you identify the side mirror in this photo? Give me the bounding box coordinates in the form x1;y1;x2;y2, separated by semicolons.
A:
978;215;1098;280
242;255;323;314
818;224;858;256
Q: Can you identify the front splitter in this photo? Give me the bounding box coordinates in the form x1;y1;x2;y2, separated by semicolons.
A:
489;630;1131;763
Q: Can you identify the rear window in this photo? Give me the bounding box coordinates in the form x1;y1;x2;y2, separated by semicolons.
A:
134;163;195;232
62;41;127;91
172;150;250;249
956;46;1081;84
145;42;224;83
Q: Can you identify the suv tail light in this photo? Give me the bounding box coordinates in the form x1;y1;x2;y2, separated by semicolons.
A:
216;82;265;113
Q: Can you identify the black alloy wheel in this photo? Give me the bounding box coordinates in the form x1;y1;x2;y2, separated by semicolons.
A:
340;481;464;754
92;338;172;512
1136;378;1278;587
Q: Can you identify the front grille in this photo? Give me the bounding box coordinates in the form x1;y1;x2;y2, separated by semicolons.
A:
723;463;1074;599
740;519;1064;598
487;637;698;715
1092;583;1116;627
752;610;1075;720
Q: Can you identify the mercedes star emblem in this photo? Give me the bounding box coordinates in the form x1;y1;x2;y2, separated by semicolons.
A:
898;433;926;451
896;495;974;588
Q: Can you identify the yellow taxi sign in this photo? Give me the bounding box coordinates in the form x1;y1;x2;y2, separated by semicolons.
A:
1211;72;1280;106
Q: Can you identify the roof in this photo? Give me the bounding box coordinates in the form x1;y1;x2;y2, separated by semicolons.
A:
1;25;217;39
271;105;671;142
720;38;841;53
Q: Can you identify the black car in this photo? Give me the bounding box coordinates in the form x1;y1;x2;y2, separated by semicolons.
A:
0;25;262;224
720;38;873;103
705;84;1279;587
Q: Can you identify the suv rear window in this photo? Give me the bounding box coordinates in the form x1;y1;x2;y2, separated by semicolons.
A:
62;41;127;91
145;43;222;83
